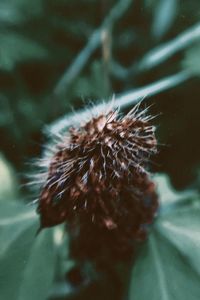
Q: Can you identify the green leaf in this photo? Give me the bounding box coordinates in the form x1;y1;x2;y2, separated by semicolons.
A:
157;205;200;275
154;173;181;204
128;201;200;300
74;60;110;99
0;32;48;71
0;201;56;300
18;229;56;300
182;43;200;76
154;173;196;207
151;0;177;39
0;153;19;201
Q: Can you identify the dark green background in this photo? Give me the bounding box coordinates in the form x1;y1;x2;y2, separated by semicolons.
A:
0;0;199;190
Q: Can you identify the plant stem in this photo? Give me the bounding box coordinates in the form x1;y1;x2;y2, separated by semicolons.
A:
54;0;133;97
47;69;192;136
111;22;200;79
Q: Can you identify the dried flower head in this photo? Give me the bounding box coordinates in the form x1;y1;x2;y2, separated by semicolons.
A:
35;103;158;250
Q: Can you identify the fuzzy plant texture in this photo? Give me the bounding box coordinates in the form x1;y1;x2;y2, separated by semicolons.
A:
36;104;158;262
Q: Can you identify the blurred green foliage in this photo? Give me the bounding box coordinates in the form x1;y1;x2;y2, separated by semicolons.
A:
0;200;56;300
129;198;200;300
1;0;200;299
0;0;199;189
1;174;200;300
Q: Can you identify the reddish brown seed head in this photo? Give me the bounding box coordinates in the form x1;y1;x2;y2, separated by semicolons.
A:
36;105;158;243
